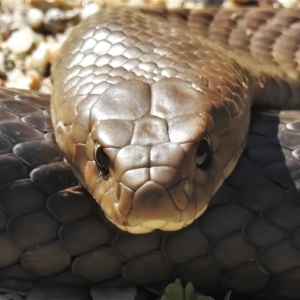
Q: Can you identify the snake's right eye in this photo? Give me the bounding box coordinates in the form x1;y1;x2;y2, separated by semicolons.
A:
95;146;110;178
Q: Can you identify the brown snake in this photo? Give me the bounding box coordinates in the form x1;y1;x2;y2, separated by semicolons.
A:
1;6;300;299
51;6;300;233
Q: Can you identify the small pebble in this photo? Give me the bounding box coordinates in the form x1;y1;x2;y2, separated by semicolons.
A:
0;79;6;87
8;55;25;73
0;52;5;72
183;0;211;7
80;2;100;19
30;0;82;9
104;0;127;5
0;70;7;80
166;0;184;7
47;38;63;65
6;27;35;54
0;14;13;38
25;7;44;29
4;59;15;71
40;77;52;94
44;8;67;33
44;8;80;34
148;0;167;5
27;69;42;90
277;0;299;6
6;68;31;89
25;42;49;75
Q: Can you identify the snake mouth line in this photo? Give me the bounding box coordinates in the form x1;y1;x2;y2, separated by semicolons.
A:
96;174;213;234
106;203;209;234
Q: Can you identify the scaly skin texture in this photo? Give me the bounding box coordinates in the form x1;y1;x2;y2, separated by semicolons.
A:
0;88;300;298
1;6;300;298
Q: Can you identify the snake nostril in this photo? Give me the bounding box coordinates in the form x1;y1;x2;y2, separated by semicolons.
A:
183;180;194;198
95;145;110;178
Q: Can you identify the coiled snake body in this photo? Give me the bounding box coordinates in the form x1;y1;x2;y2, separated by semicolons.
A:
0;6;300;298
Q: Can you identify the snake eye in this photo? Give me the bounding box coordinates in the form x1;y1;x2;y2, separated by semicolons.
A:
195;136;212;170
95;146;110;178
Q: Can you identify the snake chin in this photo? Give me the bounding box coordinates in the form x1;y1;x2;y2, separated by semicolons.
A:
105;203;208;234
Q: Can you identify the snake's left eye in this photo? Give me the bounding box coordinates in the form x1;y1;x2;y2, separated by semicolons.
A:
195;136;212;170
95;146;110;178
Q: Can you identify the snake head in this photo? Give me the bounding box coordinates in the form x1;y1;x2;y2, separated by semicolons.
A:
50;7;251;233
52;78;245;234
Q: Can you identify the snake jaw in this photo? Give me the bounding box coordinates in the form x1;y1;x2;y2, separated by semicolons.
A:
91;140;215;233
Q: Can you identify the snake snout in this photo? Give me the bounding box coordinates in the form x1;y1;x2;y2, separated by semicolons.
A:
95;142;212;233
104;178;202;234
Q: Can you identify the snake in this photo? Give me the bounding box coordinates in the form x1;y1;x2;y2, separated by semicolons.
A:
0;5;300;299
51;6;300;234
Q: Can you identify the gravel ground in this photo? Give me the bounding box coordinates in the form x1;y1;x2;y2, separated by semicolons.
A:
0;0;298;93
1;0;221;94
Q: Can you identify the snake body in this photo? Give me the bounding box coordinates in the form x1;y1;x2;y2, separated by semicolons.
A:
0;6;300;298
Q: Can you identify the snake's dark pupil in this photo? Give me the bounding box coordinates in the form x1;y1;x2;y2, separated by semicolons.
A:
196;139;211;170
95;146;110;177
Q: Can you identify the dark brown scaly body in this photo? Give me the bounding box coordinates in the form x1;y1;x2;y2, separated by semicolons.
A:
1;88;300;298
0;6;300;299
